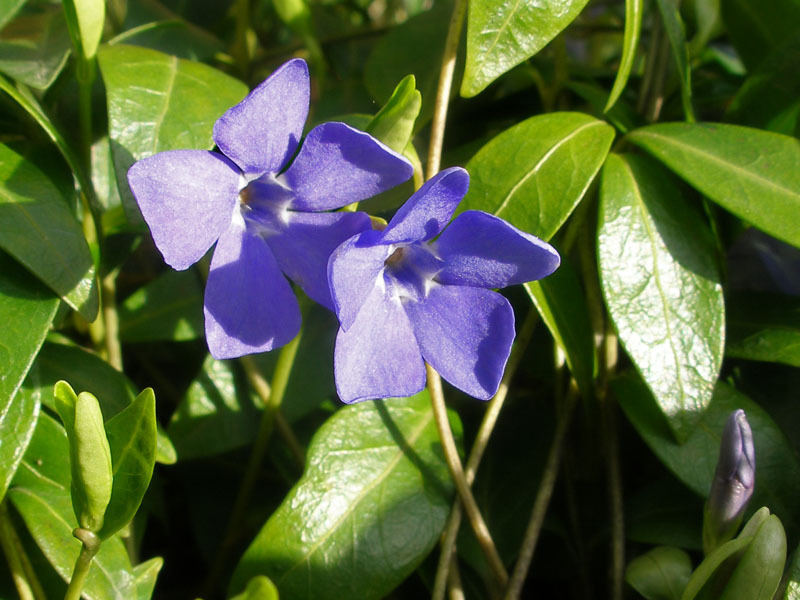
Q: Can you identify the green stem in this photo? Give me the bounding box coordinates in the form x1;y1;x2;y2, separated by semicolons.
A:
102;269;123;371
503;382;578;600
203;332;303;595
65;529;101;600
0;501;45;600
427;364;509;589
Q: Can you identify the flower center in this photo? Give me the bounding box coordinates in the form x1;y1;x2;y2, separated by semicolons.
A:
383;243;443;301
237;176;294;236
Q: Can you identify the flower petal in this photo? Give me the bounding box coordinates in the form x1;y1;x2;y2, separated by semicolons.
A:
213;58;309;179
127;150;239;270
334;283;425;403
265;210;371;310
406;285;514;400
434;211;561;288
328;229;391;331
381;167;468;244
204;219;301;358
283;122;414;211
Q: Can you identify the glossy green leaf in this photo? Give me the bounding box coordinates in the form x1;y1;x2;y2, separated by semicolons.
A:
97;388;157;539
0;251;58;409
98;43;248;223
720;514;786;600
0;8;71;90
231;392;457;599
525;259;595;398
462;0;590;96
0;0;26;30
605;0;643;112
680;534;752;600
133;557;163;600
0;142;98;320
365;75;421;154
615;376;800;533
460;112;614;240
627;123;800;249
653;0;695;121
598;153;724;440
118;269;204;342
726;292;800;367
0;361;41;503
625;546;692;600
720;0;800;70
230;576;280;600
8;413;136;599
61;0;105;60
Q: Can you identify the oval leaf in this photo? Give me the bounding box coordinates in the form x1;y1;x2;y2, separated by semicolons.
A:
62;0;105;59
598;153;724;439
0;142;98;320
462;0;591;96
720;515;786;600
461;112;614;240
231;391;457;600
625;546;692;600
627;122;800;249
97;44;248;224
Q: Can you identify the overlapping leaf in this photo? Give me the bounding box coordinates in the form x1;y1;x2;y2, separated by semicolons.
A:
726;292;800;367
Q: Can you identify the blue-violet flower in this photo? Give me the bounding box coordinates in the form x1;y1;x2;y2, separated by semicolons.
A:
127;59;413;358
328;167;561;403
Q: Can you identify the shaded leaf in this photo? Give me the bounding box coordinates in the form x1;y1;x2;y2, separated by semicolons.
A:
0;0;27;30
720;0;800;70
0;8;71;90
653;0;695;121
625;546;692;600
97;44;248;223
598;153;724;439
605;0;643;112
230;576;280;600
726;292;800;367
719;514;785;600
785;539;800;599
231;391;457;600
0;142;98;320
460;112;614;240
628;122;800;249
462;0;590;96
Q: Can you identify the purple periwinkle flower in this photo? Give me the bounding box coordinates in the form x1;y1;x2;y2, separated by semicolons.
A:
328;167;561;403
127;59;413;358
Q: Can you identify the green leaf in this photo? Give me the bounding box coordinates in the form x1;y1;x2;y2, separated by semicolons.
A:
462;0;590;96
118;269;204;342
98;44;248;224
568;80;642;134
54;383;113;532
726;292;800;367
230;576;280;600
61;0;105;60
231;391;457;599
605;0;643;112
720;514;786;600
97;388;157;540
525;259;595;398
460;112;614;240
0;142;98;320
625;546;692;600
680;534;753;600
0;0;26;30
598;153;724;439
0;251;58;409
133;556;163;600
627;123;800;249
615;376;800;534
365;75;422;154
8;413;136;599
720;0;800;70
0;363;41;503
785;538;800;599
0;8;71;90
653;0;695;121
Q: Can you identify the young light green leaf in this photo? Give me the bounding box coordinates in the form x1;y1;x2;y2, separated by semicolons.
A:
460;112;614;240
0;8;71;90
97;388;157;540
462;0;590;96
605;0;643;112
726;292;800;367
615;375;800;534
625;546;692;600
0;251;59;409
230;576;280;600
8;413;136;599
230;391;457;599
598;153;724;440
0;143;98;320
653;0;695;121
97;44;248;223
365;75;421;154
61;0;105;60
719;514;786;600
133;557;163;600
627;123;800;249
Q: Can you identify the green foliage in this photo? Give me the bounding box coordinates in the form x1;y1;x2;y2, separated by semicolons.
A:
625;546;692;600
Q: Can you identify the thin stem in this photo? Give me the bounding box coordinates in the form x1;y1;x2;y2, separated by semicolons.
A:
0;501;45;600
203;332;302;595
427;364;509;589
425;0;467;178
503;382;578;600
65;529;101;600
447;554;465;600
102;269;123;371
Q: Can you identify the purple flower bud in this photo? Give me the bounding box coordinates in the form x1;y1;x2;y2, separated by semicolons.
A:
703;409;755;553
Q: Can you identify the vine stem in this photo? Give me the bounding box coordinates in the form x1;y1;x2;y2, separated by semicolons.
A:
203;332;303;596
432;309;540;600
503;381;578;600
427;365;509;588
0;501;45;600
65;529;101;600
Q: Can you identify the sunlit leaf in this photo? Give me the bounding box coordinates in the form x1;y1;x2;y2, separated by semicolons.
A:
365;75;421;154
605;0;643;112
